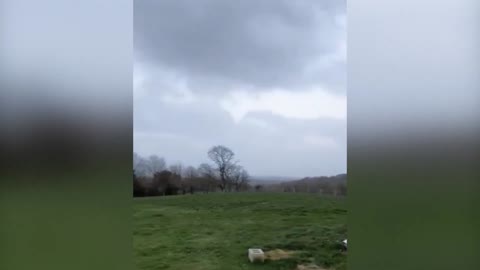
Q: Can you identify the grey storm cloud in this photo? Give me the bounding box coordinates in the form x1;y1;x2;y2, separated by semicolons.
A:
134;0;346;92
134;0;346;177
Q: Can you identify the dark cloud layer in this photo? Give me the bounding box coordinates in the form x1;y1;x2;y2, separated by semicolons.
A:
134;0;346;92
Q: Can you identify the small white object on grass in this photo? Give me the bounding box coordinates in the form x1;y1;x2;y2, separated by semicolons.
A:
248;248;265;263
343;239;347;247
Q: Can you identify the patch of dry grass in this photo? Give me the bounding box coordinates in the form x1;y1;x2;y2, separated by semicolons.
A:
264;249;296;261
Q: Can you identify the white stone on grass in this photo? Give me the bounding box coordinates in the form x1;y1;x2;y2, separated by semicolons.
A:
248;248;265;263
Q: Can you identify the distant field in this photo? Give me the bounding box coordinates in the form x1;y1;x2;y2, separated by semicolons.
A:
134;193;347;270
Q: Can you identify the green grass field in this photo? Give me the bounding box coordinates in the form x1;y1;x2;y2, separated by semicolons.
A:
134;193;347;270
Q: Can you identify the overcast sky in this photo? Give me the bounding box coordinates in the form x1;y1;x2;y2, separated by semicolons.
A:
133;0;346;178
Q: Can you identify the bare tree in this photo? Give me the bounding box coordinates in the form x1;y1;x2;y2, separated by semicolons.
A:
238;168;250;191
149;155;166;173
207;145;237;192
230;166;250;192
169;162;183;177
152;170;170;196
133;170;146;197
133;152;141;168
183;166;198;194
133;153;152;176
169;163;185;194
152;170;182;196
134;152;167;177
198;163;218;193
184;166;196;177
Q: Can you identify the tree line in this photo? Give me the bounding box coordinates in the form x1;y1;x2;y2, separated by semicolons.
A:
133;145;347;197
263;174;347;196
133;145;252;197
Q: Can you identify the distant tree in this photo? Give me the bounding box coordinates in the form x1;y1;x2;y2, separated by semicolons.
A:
230;166;250;192
198;163;218;193
169;163;186;194
133;153;151;176
169;163;183;176
149;155;166;173
152;170;180;196
184;166;198;194
133;152;141;168
183;166;197;178
133;152;168;177
207;145;237;191
254;184;263;192
168;172;182;195
238;169;250;191
133;170;146;197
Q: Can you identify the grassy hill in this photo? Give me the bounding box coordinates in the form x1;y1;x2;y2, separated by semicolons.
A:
134;193;347;270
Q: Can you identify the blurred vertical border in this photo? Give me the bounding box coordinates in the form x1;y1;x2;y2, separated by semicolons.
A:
348;0;480;269
0;1;133;270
